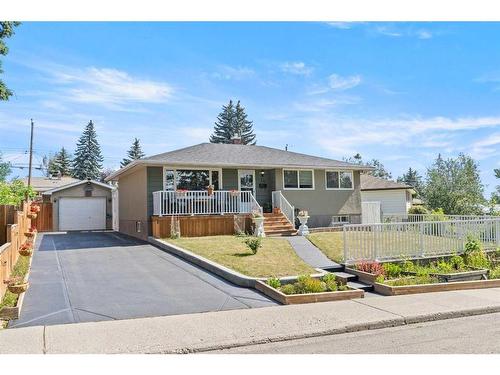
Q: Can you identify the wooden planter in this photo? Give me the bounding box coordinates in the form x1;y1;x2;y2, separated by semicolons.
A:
7;282;29;294
374;278;500;296
402;268;488;282
255;280;364;305
27;213;38;219
19;248;33;257
345;267;381;284
24;231;36;238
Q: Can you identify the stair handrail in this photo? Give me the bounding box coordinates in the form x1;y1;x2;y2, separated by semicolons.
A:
272;190;295;226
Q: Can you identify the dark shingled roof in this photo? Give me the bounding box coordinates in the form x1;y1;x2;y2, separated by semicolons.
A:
360;174;412;191
142;143;371;170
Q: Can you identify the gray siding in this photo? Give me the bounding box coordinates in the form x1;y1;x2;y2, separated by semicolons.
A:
275;169;362;227
222;169;238;190
147;167;163;218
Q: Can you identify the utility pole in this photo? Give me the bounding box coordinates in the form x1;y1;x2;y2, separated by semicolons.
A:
27;119;34;189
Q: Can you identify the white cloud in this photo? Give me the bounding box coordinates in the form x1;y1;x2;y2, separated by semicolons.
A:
374;26;403;37
53;67;173;105
211;65;255;80
328;74;362;90
416;30;433;39
280;61;313;76
326;22;354;30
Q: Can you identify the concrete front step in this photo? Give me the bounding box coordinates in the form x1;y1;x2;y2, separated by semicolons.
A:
332;271;358;283
266;230;297;236
347;280;374;292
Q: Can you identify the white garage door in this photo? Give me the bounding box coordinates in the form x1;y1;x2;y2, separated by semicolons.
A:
59;197;106;231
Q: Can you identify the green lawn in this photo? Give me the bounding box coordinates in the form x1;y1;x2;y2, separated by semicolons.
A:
165;235;315;278
307;232;344;263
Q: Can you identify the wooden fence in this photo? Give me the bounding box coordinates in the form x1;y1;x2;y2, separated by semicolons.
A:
31;202;53;232
0;202;31;297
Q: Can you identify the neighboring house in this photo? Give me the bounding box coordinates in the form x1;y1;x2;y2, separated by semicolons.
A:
23;176;80;198
106;141;372;240
360;174;415;215
42;178;116;231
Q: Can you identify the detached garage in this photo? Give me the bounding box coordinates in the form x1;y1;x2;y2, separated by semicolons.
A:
43;179;115;231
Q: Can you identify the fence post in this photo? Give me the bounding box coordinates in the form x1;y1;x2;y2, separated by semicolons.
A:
496;220;500;248
419;222;424;257
343;226;347;264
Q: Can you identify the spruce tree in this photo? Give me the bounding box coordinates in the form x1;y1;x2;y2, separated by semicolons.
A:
234;100;256;145
47;155;61;177
58;147;72;176
209;100;236;144
121;138;146;167
71;120;104;180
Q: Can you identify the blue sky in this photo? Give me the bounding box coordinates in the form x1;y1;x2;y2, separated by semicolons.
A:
1;22;500;195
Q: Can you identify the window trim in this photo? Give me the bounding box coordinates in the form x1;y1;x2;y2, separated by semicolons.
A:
162;166;223;191
325;170;354;191
282;169;315;190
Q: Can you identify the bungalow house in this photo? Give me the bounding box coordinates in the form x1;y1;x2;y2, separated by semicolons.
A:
106;142;372;240
360;174;415;216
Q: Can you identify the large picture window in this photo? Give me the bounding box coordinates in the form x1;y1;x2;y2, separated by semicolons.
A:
283;169;314;189
163;168;222;191
325;171;353;190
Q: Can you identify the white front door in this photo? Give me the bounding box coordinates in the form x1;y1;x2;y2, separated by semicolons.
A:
238;170;255;213
59;197;107;231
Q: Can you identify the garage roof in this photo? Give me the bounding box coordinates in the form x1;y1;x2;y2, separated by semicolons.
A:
42;179;115;195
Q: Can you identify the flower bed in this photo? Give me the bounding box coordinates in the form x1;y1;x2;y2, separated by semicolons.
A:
255;274;364;305
0;254;33;321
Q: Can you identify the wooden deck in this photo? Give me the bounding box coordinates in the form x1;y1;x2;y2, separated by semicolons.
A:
151;214;252;238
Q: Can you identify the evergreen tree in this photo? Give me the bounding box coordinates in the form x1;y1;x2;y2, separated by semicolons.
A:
423;153;485;215
210;100;236;144
397;167;424;196
71;120;104;180
1;22;21;101
121;138;145;167
58;147;72;176
0;151;11;181
234;100;256;145
47;154;61;177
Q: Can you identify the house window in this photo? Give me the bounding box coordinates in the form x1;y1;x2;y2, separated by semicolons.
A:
326;171;353;190
283;169;314;189
163;168;222;191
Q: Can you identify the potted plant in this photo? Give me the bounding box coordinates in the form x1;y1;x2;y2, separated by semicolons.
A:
175;189;188;198
28;204;40;219
25;226;37;238
19;242;33;257
4;276;29;294
297;210;310;236
207;184;214;196
251;210;265;237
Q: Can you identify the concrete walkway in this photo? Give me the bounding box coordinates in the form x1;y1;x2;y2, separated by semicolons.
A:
3;287;500;354
285;236;341;269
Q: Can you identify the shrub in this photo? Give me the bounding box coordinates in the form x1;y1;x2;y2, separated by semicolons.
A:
385;275;439;286
280;284;296;295
244;237;262;254
464;236;482;253
383;263;402;279
464;250;490;269
430;208;447;221
337;284;349;291
321;273;338;292
354;261;385;276
267;277;281;289
408;206;428;215
488;267;500;279
435;260;454;274
295;275;326;294
449;255;465;270
400;260;415;273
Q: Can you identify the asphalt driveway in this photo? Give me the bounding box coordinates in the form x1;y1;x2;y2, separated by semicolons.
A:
10;232;275;328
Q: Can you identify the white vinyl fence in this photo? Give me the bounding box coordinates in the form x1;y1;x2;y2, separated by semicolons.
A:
382;214;491;223
343;218;500;264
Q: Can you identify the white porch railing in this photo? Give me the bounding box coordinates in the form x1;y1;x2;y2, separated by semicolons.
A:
271;191;295;226
153;190;262;216
343;218;500;264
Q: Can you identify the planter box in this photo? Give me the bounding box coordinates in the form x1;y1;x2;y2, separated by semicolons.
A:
374;278;500;296
345;267;380;284
0;237;34;320
402;268;488;282
255;280;364;305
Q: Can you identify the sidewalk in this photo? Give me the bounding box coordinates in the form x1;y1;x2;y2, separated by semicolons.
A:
285;236;341;269
2;287;500;354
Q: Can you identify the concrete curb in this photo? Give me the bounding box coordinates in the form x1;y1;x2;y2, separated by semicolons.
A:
148;237;326;288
